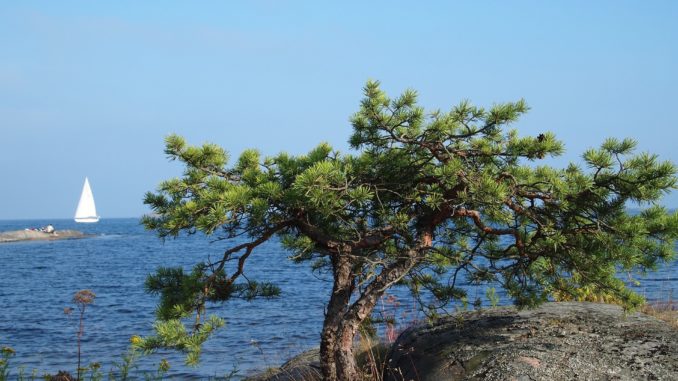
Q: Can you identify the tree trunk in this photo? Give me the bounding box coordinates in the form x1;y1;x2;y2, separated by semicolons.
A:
329;283;397;380
321;314;362;381
320;253;354;381
334;318;362;380
320;322;338;381
320;248;423;380
321;272;409;380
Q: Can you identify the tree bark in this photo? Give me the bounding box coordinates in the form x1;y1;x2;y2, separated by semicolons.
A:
320;253;354;381
320;320;338;381
321;312;362;381
321;249;424;380
335;320;360;380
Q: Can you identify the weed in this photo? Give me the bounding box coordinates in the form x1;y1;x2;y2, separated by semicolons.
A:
459;296;469;311
374;293;421;344
142;358;170;381
16;367;39;381
1;347;14;381
65;289;96;381
485;287;500;308
108;350;139;381
209;364;239;380
352;293;426;380
85;362;102;381
642;299;677;329
356;332;390;381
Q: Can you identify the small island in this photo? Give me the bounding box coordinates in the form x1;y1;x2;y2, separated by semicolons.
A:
0;229;91;243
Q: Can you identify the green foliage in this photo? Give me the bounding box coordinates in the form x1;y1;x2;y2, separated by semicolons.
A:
15;367;39;381
86;362;102;381
486;287;500;308
145;264;279;321
1;346;14;381
0;346;177;381
141;358;170;381
143;81;678;375
144;265;212;320
131;315;225;366
108;350;139;381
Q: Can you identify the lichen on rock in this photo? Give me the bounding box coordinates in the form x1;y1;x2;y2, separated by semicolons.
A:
384;302;678;381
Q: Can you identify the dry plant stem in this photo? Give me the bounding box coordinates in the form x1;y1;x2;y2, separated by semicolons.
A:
77;305;86;380
642;298;677;329
72;290;95;381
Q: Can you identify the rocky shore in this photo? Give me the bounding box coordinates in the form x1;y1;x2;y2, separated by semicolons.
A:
0;229;91;243
247;302;678;381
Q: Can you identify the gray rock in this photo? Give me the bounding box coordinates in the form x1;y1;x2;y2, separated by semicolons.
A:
384;302;678;381
0;229;90;243
244;348;321;381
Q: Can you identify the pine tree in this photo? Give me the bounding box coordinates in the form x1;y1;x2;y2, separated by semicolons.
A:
142;81;678;380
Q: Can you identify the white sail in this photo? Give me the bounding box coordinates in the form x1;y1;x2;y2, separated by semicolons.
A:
74;177;100;223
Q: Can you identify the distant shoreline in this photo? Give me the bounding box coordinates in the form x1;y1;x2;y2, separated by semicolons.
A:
0;229;92;243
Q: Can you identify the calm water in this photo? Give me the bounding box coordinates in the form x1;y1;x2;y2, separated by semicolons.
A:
0;218;676;379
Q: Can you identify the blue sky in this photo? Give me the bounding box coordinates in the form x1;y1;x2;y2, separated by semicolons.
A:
1;1;677;219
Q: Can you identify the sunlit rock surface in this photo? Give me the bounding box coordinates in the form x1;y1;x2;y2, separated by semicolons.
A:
385;302;677;381
0;229;90;243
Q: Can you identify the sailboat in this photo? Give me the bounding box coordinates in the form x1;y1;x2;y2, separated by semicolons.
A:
74;177;100;223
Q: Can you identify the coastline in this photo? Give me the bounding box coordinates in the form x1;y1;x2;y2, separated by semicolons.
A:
0;229;91;243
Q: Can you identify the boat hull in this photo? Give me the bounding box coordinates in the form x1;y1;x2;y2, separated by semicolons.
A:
75;217;100;223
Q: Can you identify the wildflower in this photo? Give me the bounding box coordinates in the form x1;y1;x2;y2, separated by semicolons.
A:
73;290;96;305
130;335;143;345
1;346;15;355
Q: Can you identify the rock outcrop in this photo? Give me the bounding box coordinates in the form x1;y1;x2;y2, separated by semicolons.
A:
245;348;321;381
384;302;677;381
0;229;90;243
245;302;677;381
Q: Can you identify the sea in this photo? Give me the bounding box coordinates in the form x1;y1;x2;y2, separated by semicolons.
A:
0;218;676;380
